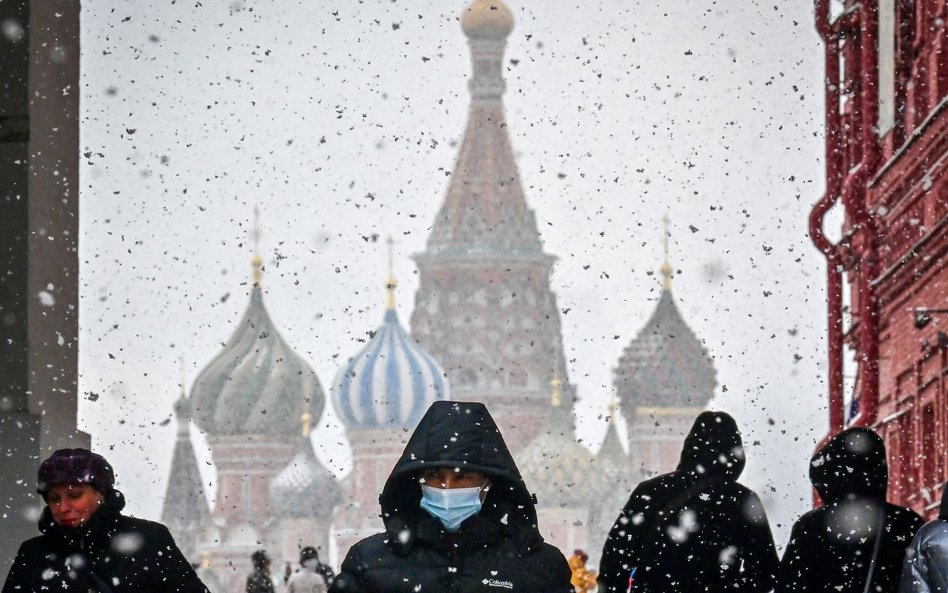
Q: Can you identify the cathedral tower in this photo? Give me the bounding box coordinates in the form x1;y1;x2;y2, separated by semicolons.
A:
410;0;574;452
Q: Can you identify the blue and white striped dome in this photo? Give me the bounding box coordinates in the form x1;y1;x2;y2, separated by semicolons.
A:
332;309;449;429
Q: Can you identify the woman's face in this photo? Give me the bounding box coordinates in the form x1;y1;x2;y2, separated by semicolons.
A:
46;483;104;527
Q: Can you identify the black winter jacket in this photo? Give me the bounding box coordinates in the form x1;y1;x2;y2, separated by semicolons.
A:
598;411;780;593
329;400;573;593
246;569;276;593
775;427;923;593
2;492;208;593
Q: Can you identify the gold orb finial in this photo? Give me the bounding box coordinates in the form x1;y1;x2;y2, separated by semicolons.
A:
251;206;263;286
550;377;562;407
549;339;563;407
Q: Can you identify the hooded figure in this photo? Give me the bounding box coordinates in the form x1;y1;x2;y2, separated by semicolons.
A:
598;411;779;593
2;448;208;593
898;484;948;593
246;550;276;593
329;401;573;593
776;427;924;593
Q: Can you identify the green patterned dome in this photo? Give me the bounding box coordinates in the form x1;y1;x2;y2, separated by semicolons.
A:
190;286;325;436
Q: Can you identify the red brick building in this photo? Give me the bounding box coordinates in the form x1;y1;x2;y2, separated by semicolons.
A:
811;0;948;518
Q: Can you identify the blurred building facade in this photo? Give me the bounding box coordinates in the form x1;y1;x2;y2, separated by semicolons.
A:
811;0;948;518
0;0;87;578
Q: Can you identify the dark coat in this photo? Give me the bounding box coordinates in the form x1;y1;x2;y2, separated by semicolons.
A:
899;486;948;593
776;427;924;593
2;492;208;593
246;569;276;593
598;411;779;593
329;400;573;593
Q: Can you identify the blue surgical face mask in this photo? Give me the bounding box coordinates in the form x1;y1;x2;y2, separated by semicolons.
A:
419;484;486;532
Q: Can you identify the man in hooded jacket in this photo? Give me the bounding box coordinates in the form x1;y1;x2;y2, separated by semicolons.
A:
328;400;573;593
900;485;948;593
776;427;923;593
598;411;779;593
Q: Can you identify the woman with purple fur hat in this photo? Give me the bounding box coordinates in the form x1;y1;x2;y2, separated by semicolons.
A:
2;448;208;593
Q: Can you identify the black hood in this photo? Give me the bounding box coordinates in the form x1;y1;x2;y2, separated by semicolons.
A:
809;427;888;504
676;411;746;481
379;401;541;552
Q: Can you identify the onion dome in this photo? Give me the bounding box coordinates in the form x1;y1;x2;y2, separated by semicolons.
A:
614;234;717;410
518;374;606;507
191;252;325;436
461;0;514;39
332;242;449;430
270;413;341;520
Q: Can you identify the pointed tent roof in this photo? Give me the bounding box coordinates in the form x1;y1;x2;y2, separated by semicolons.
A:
591;404;633;494
421;0;547;259
597;411;627;467
161;393;211;555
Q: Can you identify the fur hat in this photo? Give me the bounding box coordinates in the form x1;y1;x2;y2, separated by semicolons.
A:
37;448;115;496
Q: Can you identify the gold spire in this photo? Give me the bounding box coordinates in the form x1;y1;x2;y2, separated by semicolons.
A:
301;411;313;438
385;236;397;310
201;549;212;569
178;357;187;399
660;214;673;291
550;339;562;407
608;398;618;423
251;205;263;286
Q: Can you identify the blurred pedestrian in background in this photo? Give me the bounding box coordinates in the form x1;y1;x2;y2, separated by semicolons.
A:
247;550;276;593
287;547;333;593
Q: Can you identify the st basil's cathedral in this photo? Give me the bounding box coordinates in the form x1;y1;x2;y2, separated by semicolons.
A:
158;0;717;588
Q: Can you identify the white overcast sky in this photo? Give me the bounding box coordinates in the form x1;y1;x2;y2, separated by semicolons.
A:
78;0;833;546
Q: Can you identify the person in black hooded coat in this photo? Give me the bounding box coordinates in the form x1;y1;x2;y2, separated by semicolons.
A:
900;485;948;593
2;448;208;593
775;427;924;593
328;400;573;593
598;411;779;593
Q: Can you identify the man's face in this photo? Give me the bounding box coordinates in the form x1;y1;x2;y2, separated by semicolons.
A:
421;467;490;491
